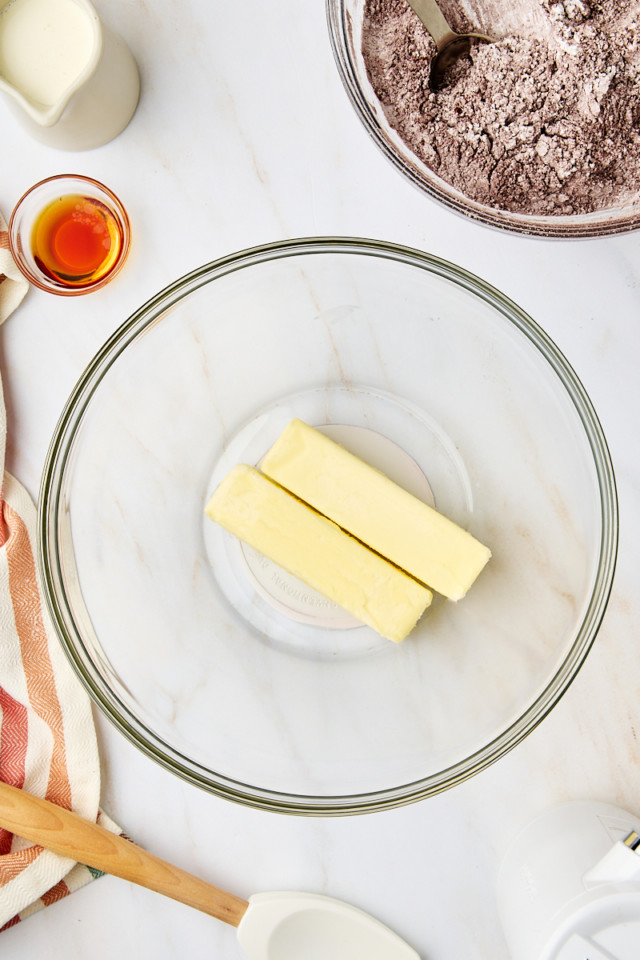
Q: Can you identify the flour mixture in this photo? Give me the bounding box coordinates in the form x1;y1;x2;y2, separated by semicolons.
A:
362;0;640;215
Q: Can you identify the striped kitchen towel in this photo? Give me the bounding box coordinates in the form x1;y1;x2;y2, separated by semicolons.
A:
0;211;116;930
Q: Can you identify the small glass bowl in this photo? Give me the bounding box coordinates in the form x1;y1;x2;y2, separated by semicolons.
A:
9;174;131;295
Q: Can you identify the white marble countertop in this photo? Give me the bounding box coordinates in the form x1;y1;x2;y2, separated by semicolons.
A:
2;1;640;958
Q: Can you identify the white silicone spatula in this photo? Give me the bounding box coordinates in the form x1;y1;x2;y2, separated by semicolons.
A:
0;782;419;960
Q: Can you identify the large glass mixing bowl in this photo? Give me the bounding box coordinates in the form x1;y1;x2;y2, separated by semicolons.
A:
39;238;617;814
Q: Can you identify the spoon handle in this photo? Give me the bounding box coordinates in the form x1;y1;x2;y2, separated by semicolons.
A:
405;0;456;49
0;781;249;927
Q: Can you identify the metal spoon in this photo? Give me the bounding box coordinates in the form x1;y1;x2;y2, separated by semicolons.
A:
406;0;493;89
0;782;419;960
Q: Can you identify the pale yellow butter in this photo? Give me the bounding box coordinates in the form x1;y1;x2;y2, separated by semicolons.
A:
261;419;491;600
205;464;432;642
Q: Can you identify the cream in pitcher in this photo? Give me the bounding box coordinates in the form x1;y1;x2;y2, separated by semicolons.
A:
0;0;95;106
0;0;140;149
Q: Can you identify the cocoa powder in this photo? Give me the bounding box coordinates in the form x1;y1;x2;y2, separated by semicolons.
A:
361;0;640;215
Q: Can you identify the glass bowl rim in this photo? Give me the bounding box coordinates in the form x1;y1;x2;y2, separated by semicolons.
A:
325;0;640;239
8;173;131;296
37;236;619;814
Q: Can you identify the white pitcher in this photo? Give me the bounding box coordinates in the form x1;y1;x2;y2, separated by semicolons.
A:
0;0;140;150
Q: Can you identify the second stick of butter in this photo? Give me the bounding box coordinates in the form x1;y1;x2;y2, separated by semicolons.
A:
206;464;432;642
261;419;491;600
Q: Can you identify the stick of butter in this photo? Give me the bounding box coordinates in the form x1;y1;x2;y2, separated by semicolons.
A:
261;419;491;600
205;464;432;642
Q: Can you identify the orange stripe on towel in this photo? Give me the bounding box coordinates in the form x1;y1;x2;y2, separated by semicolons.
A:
4;503;72;811
0;685;28;856
0;496;10;549
41;878;70;906
0;845;42;888
0;685;28;788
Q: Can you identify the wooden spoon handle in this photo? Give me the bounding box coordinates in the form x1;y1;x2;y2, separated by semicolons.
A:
0;781;249;927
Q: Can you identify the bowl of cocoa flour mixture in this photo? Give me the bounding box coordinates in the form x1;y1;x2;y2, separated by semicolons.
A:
327;0;640;236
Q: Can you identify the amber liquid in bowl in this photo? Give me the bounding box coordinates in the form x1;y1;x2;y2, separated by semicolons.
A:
31;194;125;287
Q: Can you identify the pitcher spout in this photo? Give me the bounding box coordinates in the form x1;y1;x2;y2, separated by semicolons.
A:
0;0;102;127
0;0;139;149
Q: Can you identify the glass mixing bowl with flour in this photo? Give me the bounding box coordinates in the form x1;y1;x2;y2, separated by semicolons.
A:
328;0;640;236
